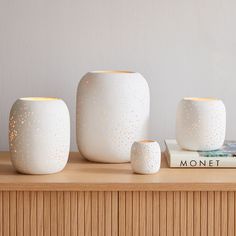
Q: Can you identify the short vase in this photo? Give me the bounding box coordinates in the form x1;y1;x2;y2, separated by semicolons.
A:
176;97;226;151
131;140;161;174
9;97;70;174
76;71;150;163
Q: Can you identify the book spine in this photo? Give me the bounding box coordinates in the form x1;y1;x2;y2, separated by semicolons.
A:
169;157;236;168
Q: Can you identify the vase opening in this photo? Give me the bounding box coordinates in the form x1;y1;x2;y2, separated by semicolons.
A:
183;97;219;102
20;97;60;101
139;140;156;143
90;70;135;74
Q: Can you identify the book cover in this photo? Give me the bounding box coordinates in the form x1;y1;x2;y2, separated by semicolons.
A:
165;139;236;168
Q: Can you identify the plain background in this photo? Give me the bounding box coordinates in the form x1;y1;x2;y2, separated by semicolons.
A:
0;0;235;151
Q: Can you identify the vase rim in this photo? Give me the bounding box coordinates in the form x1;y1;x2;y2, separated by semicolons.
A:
137;140;157;144
89;70;135;74
19;97;61;101
183;97;220;102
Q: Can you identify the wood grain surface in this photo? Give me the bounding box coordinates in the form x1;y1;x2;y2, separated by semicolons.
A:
0;152;236;191
0;152;235;235
0;191;233;235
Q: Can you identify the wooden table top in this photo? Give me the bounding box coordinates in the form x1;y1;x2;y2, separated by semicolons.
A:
0;152;236;191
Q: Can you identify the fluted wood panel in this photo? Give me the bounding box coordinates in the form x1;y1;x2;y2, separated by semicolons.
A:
0;191;234;235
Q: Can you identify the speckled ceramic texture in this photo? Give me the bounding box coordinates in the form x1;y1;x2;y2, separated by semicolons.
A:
131;141;161;174
9;98;70;174
176;98;226;151
76;71;150;163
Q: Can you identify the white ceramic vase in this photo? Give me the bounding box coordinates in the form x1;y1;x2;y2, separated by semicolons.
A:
131;140;161;174
176;97;226;151
9;97;70;174
76;71;150;163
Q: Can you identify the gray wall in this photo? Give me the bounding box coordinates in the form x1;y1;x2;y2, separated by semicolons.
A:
0;0;235;151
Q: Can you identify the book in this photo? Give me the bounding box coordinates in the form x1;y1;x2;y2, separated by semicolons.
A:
165;139;236;168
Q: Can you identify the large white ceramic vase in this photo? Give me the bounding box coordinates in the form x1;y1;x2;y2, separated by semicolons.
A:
76;71;150;163
9;97;70;174
176;97;226;151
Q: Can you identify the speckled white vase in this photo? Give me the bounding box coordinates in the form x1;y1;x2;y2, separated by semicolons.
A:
9;97;70;174
131;140;161;174
176;97;226;151
76;71;150;163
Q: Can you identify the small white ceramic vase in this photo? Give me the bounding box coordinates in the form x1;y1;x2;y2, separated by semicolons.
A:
76;70;150;163
176;97;226;151
131;140;161;174
9;97;70;174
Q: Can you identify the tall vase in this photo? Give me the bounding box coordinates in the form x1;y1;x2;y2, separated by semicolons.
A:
76;71;150;163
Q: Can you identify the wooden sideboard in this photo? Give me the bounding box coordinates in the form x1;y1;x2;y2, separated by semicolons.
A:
0;151;235;235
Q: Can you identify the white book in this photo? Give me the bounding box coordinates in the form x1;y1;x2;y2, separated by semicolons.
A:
165;139;236;168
